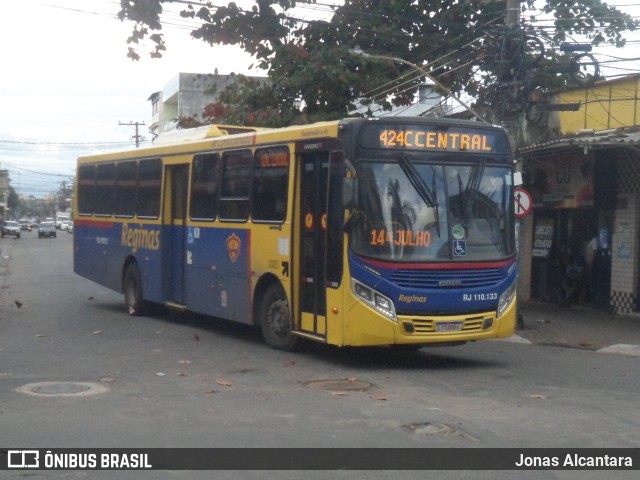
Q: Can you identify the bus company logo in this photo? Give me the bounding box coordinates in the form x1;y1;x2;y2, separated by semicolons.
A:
398;294;427;304
121;224;160;253
8;450;39;468
226;233;241;263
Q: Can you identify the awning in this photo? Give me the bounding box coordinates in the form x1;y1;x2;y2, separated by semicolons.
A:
518;128;640;158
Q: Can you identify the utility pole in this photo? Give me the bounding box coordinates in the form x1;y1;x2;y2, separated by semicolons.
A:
506;0;520;28
119;121;145;148
505;0;526;330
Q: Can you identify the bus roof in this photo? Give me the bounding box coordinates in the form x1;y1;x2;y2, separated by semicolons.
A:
77;117;506;163
77;120;343;163
152;124;267;146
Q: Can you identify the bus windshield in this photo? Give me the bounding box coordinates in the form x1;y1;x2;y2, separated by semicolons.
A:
350;157;515;262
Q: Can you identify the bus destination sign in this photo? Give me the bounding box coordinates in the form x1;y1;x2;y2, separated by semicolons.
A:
361;125;508;154
256;147;290;168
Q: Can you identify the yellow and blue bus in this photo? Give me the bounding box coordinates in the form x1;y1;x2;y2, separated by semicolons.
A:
73;117;517;350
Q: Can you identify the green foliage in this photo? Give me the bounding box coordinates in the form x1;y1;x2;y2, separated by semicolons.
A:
118;0;639;125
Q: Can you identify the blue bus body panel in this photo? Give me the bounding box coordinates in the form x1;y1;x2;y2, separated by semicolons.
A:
183;227;251;323
74;221;251;321
74;220;167;305
348;250;517;315
74;220;113;289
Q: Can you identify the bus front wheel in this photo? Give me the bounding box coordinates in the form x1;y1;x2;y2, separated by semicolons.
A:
124;263;147;316
259;284;298;351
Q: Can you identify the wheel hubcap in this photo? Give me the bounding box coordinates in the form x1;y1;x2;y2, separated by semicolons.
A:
268;299;290;336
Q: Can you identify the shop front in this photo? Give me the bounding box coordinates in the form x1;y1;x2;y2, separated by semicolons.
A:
519;133;640;314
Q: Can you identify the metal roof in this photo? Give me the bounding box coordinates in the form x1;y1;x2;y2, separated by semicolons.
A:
518;127;640;157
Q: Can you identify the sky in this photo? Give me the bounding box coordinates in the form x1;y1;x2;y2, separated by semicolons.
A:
1;0;640;198
0;0;257;197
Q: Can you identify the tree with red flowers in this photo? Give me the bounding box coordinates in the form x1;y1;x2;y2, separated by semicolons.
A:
118;0;638;126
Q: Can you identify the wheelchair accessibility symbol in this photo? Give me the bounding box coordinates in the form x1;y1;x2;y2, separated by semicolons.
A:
453;240;467;256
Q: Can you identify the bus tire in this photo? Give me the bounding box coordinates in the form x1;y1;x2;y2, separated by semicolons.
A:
259;284;298;351
124;263;147;316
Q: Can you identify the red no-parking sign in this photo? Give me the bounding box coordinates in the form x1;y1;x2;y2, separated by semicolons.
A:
514;187;533;218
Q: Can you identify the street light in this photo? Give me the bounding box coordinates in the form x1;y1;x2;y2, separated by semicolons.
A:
348;48;489;125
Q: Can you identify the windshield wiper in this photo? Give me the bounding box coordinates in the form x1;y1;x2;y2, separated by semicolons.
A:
457;173;468;230
464;159;485;196
398;156;440;237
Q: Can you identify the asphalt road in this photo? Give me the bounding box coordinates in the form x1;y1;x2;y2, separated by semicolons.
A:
0;229;638;479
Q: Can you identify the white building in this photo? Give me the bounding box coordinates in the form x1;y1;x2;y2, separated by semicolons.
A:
149;72;267;136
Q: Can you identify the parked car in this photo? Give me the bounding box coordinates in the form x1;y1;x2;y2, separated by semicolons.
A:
60;220;73;232
1;221;21;238
38;221;57;238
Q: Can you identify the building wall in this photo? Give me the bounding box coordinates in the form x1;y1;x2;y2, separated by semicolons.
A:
610;153;640;313
557;75;640;133
517;214;534;302
151;73;268;135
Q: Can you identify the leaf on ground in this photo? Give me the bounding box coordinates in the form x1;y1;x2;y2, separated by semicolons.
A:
331;391;349;396
529;394;548;399
92;331;103;335
194;334;200;342
178;359;192;364
88;296;94;301
175;372;189;377
283;360;295;367
216;379;233;387
370;394;387;401
346;377;357;382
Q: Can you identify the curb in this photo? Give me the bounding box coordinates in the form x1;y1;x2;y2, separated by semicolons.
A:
491;335;532;344
596;344;640;357
494;336;640;357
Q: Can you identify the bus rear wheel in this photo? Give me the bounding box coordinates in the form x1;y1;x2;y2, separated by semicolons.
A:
124;263;147;316
259;284;298;351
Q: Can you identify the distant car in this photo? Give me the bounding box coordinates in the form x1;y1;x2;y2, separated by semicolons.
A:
60;220;72;232
38;221;57;238
67;221;74;234
19;219;31;231
1;221;21;238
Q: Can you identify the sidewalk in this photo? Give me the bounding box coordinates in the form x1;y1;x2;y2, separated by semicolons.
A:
512;300;640;356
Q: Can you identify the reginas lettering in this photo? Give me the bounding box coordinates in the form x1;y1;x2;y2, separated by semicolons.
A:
121;224;160;253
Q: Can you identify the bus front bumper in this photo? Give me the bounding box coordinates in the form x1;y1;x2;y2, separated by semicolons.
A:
341;298;517;347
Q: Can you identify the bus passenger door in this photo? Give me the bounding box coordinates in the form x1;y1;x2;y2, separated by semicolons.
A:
298;154;329;339
297;151;345;341
164;164;189;305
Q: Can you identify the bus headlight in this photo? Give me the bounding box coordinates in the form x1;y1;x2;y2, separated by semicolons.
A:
351;280;397;321
497;280;517;318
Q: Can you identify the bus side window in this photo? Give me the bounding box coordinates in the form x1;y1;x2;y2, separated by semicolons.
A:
190;153;220;221
137;158;162;218
77;164;96;215
252;146;289;222
94;163;116;216
220;150;252;222
115;161;137;217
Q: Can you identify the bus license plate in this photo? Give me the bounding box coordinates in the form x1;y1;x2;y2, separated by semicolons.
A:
436;322;462;332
